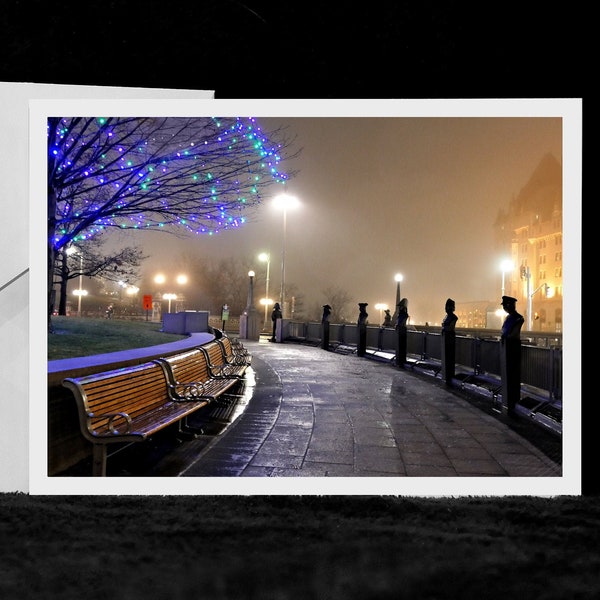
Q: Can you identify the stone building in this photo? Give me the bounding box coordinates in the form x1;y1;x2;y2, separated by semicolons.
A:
493;153;563;333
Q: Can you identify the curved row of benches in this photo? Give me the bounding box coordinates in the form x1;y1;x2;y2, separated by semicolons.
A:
62;336;251;476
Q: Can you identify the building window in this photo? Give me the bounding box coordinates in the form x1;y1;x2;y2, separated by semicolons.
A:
555;308;562;334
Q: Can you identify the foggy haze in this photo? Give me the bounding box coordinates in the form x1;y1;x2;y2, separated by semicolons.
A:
110;116;562;325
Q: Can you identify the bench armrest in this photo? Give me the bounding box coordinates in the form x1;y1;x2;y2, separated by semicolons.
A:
88;411;133;435
209;363;235;378
227;354;250;367
170;381;207;400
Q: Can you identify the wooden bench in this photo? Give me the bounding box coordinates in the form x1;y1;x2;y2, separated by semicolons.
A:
199;340;248;379
62;361;211;477
154;348;241;402
218;335;252;367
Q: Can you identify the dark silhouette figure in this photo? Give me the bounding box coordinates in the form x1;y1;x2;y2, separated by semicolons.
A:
441;298;458;383
500;296;524;340
357;303;368;357
105;304;114;319
357;303;368;325
382;309;392;327
271;302;282;342
395;298;409;329
441;298;458;333
500;295;524;417
395;298;409;367
321;304;332;351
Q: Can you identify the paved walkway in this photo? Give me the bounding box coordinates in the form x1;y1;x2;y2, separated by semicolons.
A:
174;338;561;479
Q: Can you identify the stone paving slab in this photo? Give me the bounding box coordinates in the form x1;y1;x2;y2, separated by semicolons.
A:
179;339;562;479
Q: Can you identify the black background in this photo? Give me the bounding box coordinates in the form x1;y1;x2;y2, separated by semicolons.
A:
1;0;588;492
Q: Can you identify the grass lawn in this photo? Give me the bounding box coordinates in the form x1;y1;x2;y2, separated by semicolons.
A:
48;316;188;360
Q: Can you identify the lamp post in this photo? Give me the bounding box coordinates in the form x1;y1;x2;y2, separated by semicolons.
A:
523;265;549;331
259;252;270;331
500;259;513;297
391;273;403;323
66;246;84;317
72;288;87;316
240;269;260;340
154;273;187;316
274;193;299;318
162;293;177;313
260;297;273;329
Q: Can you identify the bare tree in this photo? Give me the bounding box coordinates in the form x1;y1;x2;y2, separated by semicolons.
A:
52;238;146;315
47;116;298;328
321;286;354;323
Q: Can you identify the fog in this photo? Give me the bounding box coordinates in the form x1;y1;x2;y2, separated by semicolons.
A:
109;116;562;325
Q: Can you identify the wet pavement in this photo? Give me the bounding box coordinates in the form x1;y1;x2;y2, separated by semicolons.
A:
156;337;562;479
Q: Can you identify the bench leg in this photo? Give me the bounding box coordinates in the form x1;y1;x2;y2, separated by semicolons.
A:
177;416;204;439
92;445;107;477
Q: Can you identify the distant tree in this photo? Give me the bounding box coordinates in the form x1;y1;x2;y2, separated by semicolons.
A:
47;116;297;328
53;238;146;315
284;283;306;320
321;286;353;323
165;254;255;316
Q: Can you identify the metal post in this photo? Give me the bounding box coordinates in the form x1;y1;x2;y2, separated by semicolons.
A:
526;266;532;331
264;257;270;330
280;208;287;318
77;254;83;317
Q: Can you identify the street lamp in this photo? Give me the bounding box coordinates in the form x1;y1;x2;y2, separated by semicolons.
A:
258;252;270;331
274;193;300;318
240;269;260;340
260;298;273;325
162;293;177;313
246;270;256;308
500;259;514;297
66;245;85;317
391;273;403;323
154;274;187;314
522;264;549;331
72;288;88;316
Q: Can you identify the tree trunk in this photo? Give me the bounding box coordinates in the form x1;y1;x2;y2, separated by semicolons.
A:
48;185;57;332
58;250;69;315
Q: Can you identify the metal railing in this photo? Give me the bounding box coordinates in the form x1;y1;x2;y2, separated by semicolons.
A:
284;321;562;403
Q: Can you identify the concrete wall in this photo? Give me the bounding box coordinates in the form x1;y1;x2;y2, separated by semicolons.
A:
162;311;209;335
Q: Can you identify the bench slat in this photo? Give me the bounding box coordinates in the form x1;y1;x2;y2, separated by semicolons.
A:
200;341;247;379
155;348;239;400
62;360;211;476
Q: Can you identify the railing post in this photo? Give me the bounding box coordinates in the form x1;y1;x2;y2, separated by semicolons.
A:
357;303;368;357
394;298;409;368
321;304;331;351
441;298;458;384
500;296;525;417
441;330;456;384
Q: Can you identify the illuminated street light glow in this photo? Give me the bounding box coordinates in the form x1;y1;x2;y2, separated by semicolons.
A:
162;292;177;313
391;273;403;323
154;274;187;314
67;245;85;317
259;252;271;331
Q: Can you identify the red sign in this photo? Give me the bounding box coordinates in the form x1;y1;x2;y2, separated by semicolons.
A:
142;295;153;311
